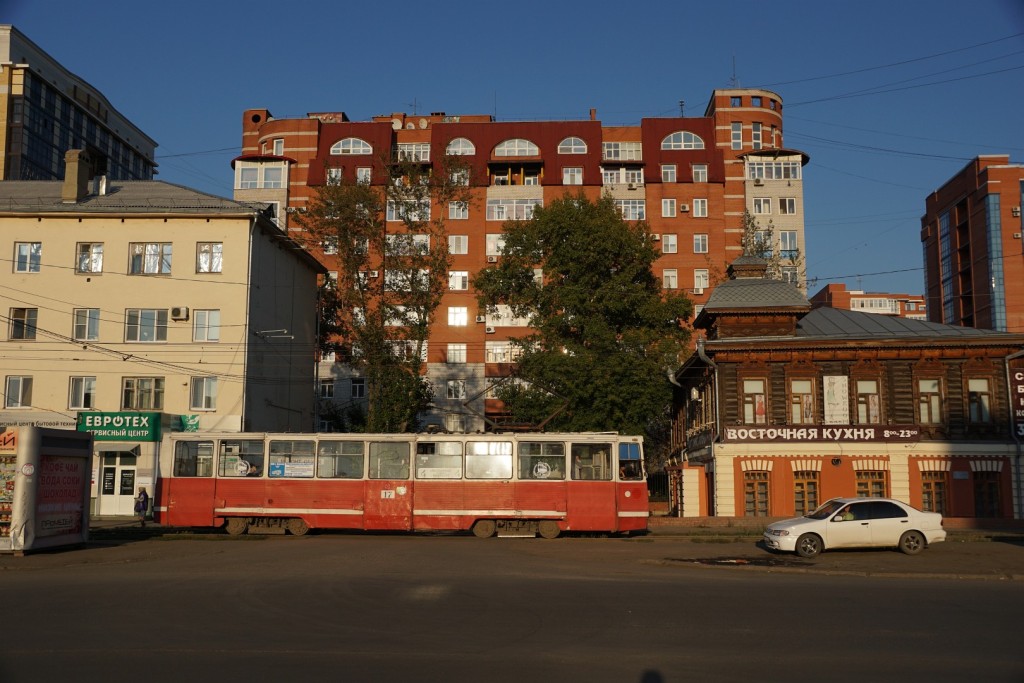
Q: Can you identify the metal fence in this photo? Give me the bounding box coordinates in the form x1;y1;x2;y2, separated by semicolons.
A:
647;471;668;501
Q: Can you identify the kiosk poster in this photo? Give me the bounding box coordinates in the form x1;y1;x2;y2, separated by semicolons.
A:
35;456;86;537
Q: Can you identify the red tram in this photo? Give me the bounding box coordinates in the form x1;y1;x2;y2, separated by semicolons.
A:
156;432;648;538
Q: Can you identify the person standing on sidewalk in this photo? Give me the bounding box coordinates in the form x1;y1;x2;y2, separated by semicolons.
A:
134;487;149;528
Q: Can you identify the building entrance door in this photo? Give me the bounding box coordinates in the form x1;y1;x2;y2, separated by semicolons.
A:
98;451;138;516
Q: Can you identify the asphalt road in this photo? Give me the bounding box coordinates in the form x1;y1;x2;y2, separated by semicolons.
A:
2;531;1023;683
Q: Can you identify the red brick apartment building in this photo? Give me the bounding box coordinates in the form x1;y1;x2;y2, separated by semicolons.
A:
810;283;927;320
921;155;1024;333
669;257;1024;522
234;89;809;432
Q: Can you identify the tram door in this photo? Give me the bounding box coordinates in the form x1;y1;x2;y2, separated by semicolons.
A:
364;442;413;530
98;450;138;516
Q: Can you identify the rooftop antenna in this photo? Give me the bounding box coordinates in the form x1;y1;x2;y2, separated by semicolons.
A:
678;99;685;116
407;98;419;115
728;56;740;87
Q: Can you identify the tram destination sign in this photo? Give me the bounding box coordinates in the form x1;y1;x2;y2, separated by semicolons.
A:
723;425;920;443
77;412;162;442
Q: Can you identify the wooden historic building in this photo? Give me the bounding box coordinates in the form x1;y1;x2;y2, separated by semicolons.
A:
670;257;1024;521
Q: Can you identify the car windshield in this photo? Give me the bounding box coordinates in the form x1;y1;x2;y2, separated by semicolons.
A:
806;499;846;520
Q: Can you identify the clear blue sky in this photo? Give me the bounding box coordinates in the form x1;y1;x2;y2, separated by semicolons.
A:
5;0;1023;296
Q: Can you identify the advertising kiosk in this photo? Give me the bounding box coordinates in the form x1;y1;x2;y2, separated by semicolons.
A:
0;427;93;555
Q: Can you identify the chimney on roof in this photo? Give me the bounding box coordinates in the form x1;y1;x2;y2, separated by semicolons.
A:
590;108;597;121
61;148;108;203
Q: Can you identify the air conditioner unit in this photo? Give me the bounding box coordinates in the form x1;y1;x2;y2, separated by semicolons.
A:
170;306;189;321
487;255;498;263
691;288;704;295
368;270;379;278
651;234;661;241
485;326;496;334
680;204;690;213
1015;232;1022;239
1013;206;1021;217
475;315;486;323
753;178;764;186
627;183;636;190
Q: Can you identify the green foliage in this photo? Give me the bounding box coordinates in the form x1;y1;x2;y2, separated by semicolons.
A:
474;193;692;437
297;154;471;432
738;209;806;286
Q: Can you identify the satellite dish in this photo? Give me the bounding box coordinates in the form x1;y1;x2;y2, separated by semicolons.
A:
406;123;415;130
391;118;402;130
419;118;428;129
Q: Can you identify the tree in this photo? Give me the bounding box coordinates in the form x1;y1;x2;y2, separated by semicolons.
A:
473;193;692;437
298;155;472;432
738;209;806;288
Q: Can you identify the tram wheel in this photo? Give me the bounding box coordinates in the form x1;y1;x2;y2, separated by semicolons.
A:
472;519;496;538
286;518;310;536
224;517;248;536
538;520;561;539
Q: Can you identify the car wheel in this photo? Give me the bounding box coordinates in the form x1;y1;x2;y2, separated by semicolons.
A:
795;533;822;558
286;518;310;536
899;530;925;555
472;519;496;538
224;517;248;536
538;520;561;539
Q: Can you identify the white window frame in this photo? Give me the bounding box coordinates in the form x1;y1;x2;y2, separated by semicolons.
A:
196;242;223;273
4;376;32;408
662;199;676;218
692;198;708;218
14;242;41;273
661;164;677;183
193;309;221;342
662;234;678;254
449;202;469;220
76;242;103;273
449;235;469;254
663;269;678;290
73;308;100;341
445;379;467;400
446;138;476;156
615;199;646;220
448;307;468;326
694;269;710;289
9;307;37;340
731;122;742;150
69;376;96;410
330;137;372;155
692;164;708;183
190;376;218;411
485;234;506;256
557;137;587;154
446;343;467;364
448;271;469;290
351;378;366;399
562;167;583;185
356;167;372;184
752;122;762;150
494;139;539;156
780;198;797;215
753;197;772;215
660;131;705;149
693;234;709;254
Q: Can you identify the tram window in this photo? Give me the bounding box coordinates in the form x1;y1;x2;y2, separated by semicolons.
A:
519;442;565;480
465;441;513;479
369;442;410;479
317;440;364;478
571;443;612;480
268;440;315;478
416;441;463;479
618;442;644;480
219;439;265;477
174;440;213;477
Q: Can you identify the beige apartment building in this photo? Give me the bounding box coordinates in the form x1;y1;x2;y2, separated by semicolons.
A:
0;151;324;516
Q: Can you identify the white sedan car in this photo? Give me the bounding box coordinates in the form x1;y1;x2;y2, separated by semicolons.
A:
763;497;946;558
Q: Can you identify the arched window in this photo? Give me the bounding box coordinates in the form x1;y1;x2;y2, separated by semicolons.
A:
557;137;587;154
330;137;373;155
494;139;539;157
446;137;476;156
661;131;705;150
